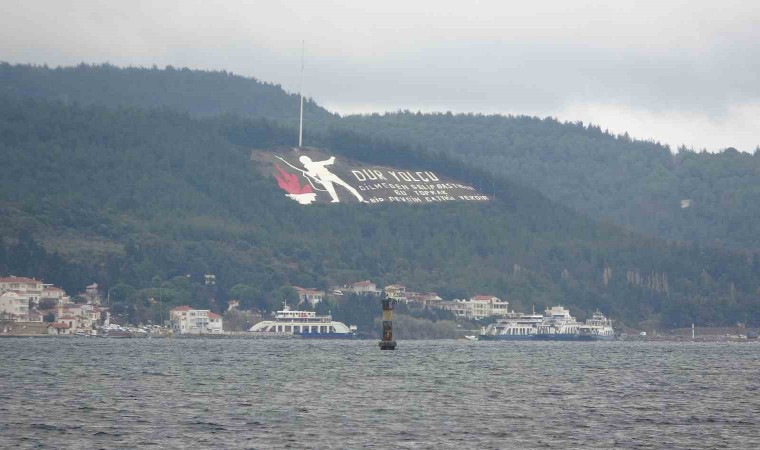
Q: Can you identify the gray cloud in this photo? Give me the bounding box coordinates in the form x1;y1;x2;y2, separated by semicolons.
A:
1;0;758;151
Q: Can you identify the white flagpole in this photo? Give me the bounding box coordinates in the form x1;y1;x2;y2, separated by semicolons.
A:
298;40;305;148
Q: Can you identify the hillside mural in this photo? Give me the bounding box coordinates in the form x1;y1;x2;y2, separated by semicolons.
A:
255;148;490;205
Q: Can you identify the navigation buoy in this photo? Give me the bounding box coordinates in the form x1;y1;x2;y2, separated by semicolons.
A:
379;295;397;350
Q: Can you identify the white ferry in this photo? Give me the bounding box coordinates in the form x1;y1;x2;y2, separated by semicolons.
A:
478;309;544;340
249;304;357;339
534;305;580;340
577;310;615;340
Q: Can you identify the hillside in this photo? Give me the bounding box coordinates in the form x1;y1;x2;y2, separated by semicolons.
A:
1;96;759;329
338;113;760;251
0;62;335;129
3;62;758;251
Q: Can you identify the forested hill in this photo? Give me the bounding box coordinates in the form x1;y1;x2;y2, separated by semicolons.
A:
339;113;760;251
0;62;335;128
1;96;760;328
2;62;758;251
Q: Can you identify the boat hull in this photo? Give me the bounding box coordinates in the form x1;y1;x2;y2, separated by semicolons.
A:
478;334;535;341
296;332;357;340
577;335;616;341
532;334;580;341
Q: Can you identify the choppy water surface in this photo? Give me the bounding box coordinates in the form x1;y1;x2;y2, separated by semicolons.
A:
1;339;759;449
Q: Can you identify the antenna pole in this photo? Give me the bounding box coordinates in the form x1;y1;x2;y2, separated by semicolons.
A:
298;40;305;148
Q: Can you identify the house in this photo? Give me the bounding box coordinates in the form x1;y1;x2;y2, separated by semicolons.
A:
0;276;43;299
1;312;48;335
54;303;101;333
406;292;443;307
56;315;79;333
440;295;510;320
468;295;510;319
80;283;101;305
208;312;223;333
384;285;407;301
293;286;325;306
41;285;68;306
0;276;71;323
0;277;67;334
0;276;44;313
227;300;240;311
345;280;382;296
420;292;443;307
440;300;471;318
47;322;70;335
27;312;43;323
0;291;30;321
170;306;224;335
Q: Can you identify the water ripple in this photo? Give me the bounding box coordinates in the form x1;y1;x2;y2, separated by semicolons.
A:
0;339;759;448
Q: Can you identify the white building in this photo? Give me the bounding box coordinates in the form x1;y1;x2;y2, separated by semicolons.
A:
384;284;407;301
80;283;101;305
0;276;43;296
441;300;470;318
0;276;72;322
0;291;30;321
54;303;101;333
441;295;510;320
55;315;79;334
47;322;70;335
170;306;224;334
0;276;44;311
41;285;68;305
293;286;324;306
345;280;382;296
407;292;443;307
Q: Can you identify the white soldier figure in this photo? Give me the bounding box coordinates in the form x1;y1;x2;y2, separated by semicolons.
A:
299;155;365;203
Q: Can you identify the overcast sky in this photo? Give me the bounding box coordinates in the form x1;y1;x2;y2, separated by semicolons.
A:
2;0;758;152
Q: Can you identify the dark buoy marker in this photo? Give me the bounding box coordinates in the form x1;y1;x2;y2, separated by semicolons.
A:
379;295;397;350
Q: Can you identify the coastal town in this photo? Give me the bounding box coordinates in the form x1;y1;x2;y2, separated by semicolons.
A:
0;274;526;337
1;274;756;341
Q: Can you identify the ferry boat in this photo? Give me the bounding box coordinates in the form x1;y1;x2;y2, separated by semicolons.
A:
249;304;357;339
577;310;615;340
478;309;544;341
534;305;580;341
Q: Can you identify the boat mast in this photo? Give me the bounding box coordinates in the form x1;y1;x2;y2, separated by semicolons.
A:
298;40;305;148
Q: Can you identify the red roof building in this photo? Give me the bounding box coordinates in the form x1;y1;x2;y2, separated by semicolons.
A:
0;276;39;284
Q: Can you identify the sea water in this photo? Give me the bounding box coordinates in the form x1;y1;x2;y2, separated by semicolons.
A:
0;339;758;449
